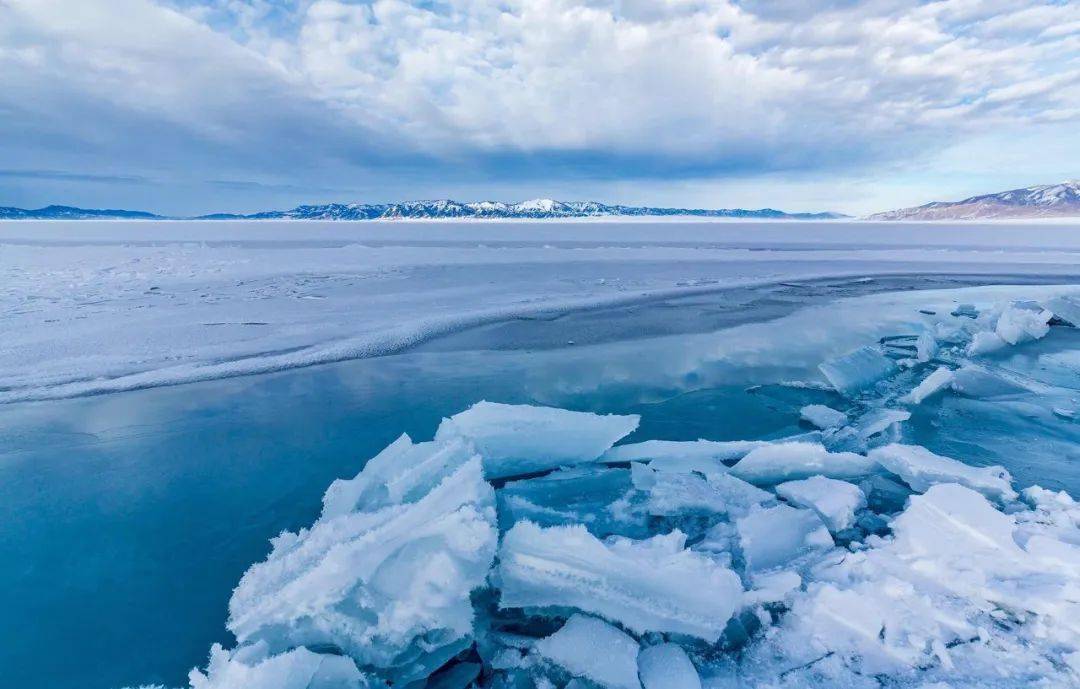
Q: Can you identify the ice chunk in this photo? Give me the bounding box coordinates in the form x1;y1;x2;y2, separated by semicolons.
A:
497;467;641;536
435;402;639;479
967;330;1006;356
818;346;898;396
631;463;732;517
799;404;847;429
849;408;910;441
915;331;938;362
952;303;978;318
900;366;953;405
893;483;1023;559
228;455;497;684
498;522;742;640
600;439;763;471
729;442;876;485
322;434;476;518
995;302;1051;345
775;476;866;532
737;504;833;573
189;642;374;689
637;643;701;689
1044;295;1080;327
757;482;1080;684
869;444;1017;502
534;615;641;689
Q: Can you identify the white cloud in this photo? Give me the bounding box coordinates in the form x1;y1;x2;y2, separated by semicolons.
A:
0;0;1077;212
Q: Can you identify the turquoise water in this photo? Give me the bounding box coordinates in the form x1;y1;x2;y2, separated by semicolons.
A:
2;275;1078;689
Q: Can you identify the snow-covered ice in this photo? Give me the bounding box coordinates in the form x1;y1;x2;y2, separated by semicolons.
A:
736;503;834;573
534;615;641;689
775;476;866;532
637;643;701;689
870;443;1017;502
729;442;876;484
799;404;847;429
5;220;1080;404
434;401;638;479
227;445;497;684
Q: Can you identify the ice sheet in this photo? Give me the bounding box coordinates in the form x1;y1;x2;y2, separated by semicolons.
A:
5;220;1080;403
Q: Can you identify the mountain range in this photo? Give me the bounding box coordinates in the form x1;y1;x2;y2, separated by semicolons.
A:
0;199;843;221
3;182;1079;221
866;181;1080;220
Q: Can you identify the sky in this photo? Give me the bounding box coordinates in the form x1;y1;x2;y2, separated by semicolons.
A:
0;0;1077;216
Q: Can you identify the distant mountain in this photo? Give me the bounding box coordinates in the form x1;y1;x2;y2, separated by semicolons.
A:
0;205;162;220
196;199;846;221
0;199;846;221
868;181;1080;220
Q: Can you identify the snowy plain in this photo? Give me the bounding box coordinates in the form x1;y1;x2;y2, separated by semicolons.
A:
4;220;1080;403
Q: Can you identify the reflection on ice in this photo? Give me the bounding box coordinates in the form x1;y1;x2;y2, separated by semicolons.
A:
176;285;1080;688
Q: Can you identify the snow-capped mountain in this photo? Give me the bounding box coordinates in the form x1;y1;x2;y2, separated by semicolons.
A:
201;199;845;220
0;199;846;221
868;181;1080;220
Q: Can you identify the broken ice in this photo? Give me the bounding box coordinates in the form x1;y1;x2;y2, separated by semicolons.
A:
182;284;1080;689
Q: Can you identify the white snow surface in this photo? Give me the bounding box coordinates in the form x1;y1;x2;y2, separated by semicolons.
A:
6;220;1080;403
534;615;642;689
775;476;866;532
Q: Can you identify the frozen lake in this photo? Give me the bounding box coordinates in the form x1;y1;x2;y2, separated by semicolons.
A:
2;222;1080;688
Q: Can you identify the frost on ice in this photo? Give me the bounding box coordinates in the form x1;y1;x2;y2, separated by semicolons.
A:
184;289;1080;689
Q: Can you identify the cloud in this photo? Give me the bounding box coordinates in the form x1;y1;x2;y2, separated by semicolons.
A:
0;0;1077;212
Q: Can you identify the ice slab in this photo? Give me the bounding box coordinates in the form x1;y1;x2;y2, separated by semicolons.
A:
497;467;641;536
189;642;375;689
915;330;938;362
775;476;866;532
900;366;953;405
498;522;742;640
729;442;876;485
869;443;1017;502
534;615;641;689
736;504;833;573
967;330;1007;355
631;463;732;518
600;439;763;471
637;643;701;689
227;454;497;684
818;346;898;396
799;404;847;429
995;302;1051;345
1044;295;1080;327
321;434;477;518
435;402;639;479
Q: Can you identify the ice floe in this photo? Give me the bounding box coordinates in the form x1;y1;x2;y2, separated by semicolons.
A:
870;443;1017;502
435;401;639;479
729;442;876;484
775;475;866;532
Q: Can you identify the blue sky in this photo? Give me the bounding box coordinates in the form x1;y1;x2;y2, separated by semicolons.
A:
0;0;1077;215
